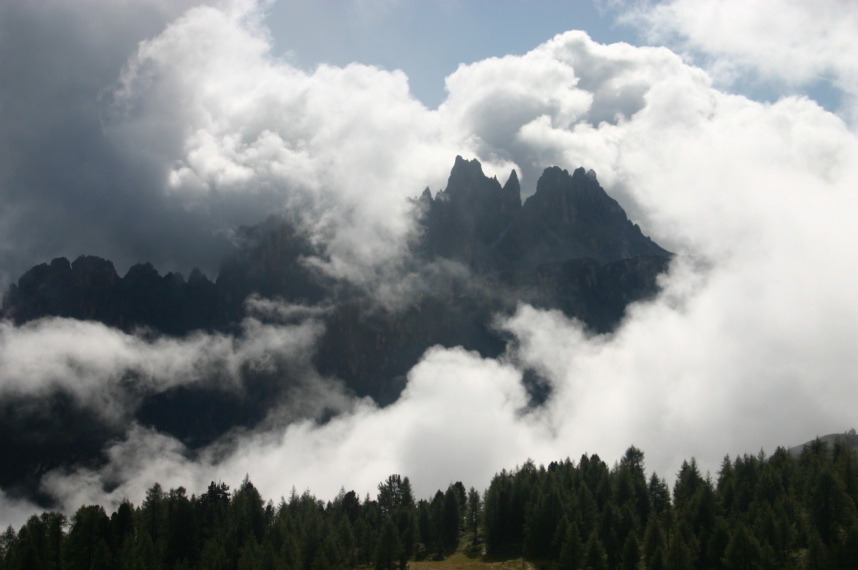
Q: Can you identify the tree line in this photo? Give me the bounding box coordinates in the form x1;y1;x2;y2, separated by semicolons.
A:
2;438;858;569
0;472;470;570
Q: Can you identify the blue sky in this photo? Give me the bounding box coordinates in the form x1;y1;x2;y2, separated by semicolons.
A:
264;0;843;113
266;1;628;109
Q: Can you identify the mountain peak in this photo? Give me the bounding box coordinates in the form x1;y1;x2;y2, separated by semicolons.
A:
503;169;520;193
494;165;670;269
446;155;488;194
416;157;669;271
418;157;521;267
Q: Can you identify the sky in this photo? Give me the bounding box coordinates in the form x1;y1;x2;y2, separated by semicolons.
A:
2;0;858;527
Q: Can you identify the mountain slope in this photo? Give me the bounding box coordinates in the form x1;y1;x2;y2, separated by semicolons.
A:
788;431;858;458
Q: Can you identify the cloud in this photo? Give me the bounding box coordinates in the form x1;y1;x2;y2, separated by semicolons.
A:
100;5;720;288
2;0;858;529
104;1;470;288
441;29;708;219
0;491;42;534
39;345;550;514
97;6;724;287
505;246;858;480
621;0;858;124
0;0;239;290
0;315;322;424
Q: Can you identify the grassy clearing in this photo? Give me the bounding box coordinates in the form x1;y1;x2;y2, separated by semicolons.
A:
408;552;536;569
408;537;537;570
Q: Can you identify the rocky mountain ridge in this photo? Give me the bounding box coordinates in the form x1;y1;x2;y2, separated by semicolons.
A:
416;156;669;272
1;157;672;504
2;158;671;401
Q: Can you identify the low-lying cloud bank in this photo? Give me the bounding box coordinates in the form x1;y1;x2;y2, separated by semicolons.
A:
2;0;858;529
0;315;323;423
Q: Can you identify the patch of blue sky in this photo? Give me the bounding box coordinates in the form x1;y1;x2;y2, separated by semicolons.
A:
263;0;843;116
264;0;630;109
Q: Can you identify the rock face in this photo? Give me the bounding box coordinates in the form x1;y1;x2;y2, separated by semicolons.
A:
496;166;669;269
0;157;673;502
3;256;119;324
314;254;669;405
418;158;668;273
418;156;521;269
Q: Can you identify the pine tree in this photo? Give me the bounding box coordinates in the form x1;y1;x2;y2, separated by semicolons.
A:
1;525;17;570
810;467;845;545
466;487;481;545
582;530;608;570
665;529;695;570
643;511;666;570
374;520;402;570
198;538;229;570
722;523;762;570
441;485;460;553
621;530;640;570
524;481;563;560
63;505;111;570
648;473;671;516
484;469;511;555
557;520;583;570
233;476;266;549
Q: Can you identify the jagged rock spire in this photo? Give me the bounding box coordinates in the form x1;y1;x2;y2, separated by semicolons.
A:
418;157;669;272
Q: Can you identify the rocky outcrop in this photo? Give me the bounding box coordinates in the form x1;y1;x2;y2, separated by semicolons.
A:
215;215;328;317
492;254;671;332
315;292;508;405
2;256;120;324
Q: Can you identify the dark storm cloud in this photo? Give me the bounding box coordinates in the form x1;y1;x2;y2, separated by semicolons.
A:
0;0;236;290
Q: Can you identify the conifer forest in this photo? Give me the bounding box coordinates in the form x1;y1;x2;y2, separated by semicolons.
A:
3;438;858;569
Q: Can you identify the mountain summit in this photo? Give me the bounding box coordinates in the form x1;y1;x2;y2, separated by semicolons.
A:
497;165;669;269
417;156;669;272
417;156;521;269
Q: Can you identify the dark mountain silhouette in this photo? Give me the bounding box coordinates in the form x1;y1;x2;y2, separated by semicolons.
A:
2;256;223;335
1;217;325;335
416;155;523;270
496;164;669;268
1;157;672;505
416;157;668;272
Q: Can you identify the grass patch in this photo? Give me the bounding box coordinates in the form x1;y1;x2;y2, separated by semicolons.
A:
408;553;536;569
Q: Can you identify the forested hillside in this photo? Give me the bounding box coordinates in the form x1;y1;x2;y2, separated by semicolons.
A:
3;437;858;569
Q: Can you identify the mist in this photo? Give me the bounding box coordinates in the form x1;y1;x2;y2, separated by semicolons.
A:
2;0;858;529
